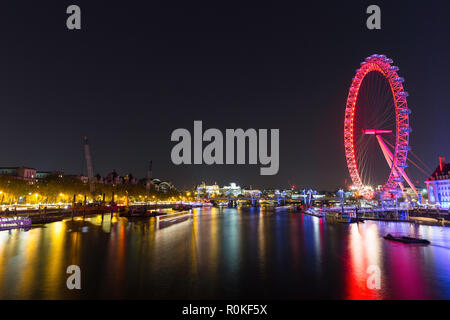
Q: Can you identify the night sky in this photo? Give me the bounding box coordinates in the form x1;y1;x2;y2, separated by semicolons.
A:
0;1;449;190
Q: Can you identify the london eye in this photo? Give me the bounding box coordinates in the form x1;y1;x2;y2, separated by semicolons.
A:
344;54;415;199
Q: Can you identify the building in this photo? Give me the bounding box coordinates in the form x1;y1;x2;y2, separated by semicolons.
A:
95;174;104;184
157;181;173;193
221;183;241;197
65;174;89;183
105;170;123;185
425;156;450;208
123;173;138;185
0;167;37;182
242;188;261;198
151;178;175;193
196;183;220;197
36;171;52;179
36;171;64;179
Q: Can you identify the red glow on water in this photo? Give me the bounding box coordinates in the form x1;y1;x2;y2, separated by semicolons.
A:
386;244;428;299
345;224;381;300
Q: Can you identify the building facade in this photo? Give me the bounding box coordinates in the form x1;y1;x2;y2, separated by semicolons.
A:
36;171;64;179
196;183;220;197
0;167;37;182
425;157;450;208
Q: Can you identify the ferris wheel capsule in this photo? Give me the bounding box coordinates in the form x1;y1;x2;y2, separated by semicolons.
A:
400;127;412;133
398;145;411;151
399;108;411;115
393;177;404;183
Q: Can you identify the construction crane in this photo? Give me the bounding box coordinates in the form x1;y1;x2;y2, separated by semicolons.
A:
146;160;153;194
83;136;95;194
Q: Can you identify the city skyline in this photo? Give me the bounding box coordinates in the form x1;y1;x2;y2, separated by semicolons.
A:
1;2;449;190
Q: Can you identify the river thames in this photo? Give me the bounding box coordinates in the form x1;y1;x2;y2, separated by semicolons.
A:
1;207;449;299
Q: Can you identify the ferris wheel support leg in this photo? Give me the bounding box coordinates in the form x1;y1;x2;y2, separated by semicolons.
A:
376;136;418;197
376;136;406;196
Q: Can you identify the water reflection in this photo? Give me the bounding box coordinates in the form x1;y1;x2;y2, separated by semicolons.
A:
346;223;381;299
18;228;40;299
0;207;449;299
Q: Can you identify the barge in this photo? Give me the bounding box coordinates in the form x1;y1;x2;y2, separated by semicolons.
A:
0;217;32;230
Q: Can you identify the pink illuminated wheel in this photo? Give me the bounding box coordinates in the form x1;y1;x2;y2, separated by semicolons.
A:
344;54;411;199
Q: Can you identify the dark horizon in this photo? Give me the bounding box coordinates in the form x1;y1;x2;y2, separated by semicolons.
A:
1;1;449;190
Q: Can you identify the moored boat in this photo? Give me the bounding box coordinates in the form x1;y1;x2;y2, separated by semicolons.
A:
303;208;323;218
0;217;32;230
384;233;430;244
172;204;193;211
30;215;64;224
157;210;192;228
325;212;363;224
120;210;163;218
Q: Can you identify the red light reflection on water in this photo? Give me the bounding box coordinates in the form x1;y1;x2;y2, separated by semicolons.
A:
345;223;430;299
345;224;381;300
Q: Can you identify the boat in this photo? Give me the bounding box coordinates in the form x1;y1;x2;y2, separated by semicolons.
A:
157;210;192;228
120;210;163;218
172;204;193;211
70;204;112;212
325;211;363;224
302;208;323;218
384;233;430;244
30;215;64;224
0;217;32;230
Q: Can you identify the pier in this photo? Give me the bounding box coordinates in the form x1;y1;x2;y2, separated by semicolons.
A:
0;202;205;225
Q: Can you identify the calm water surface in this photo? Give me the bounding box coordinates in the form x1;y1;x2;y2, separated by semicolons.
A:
1;207;449;299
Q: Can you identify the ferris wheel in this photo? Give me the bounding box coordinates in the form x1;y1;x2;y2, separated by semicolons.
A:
344;54;416;199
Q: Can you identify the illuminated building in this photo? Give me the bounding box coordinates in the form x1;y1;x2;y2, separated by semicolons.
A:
36;171;64;179
242;188;262;198
0;167;37;182
123;173;138;185
152;179;174;193
222;183;241;197
196;183;220;197
425;157;450;208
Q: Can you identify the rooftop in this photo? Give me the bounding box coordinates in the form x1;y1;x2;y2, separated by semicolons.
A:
426;158;450;181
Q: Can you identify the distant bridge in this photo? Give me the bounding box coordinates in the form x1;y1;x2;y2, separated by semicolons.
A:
199;196;345;207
